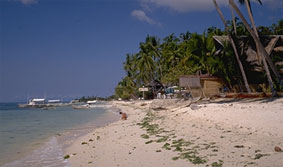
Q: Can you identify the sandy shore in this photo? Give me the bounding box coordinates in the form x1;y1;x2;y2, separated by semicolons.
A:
64;98;283;167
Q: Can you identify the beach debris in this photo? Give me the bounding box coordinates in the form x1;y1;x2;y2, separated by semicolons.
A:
81;142;88;145
274;146;282;152
121;112;128;120
190;104;201;110
152;107;167;111
140;103;147;106
234;145;245;148
89;138;93;142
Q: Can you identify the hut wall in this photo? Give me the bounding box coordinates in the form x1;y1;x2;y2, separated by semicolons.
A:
201;79;224;97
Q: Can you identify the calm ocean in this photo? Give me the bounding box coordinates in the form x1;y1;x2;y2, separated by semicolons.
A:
0;102;119;167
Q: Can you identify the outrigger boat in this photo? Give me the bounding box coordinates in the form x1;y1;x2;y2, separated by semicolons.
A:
72;100;97;109
18;98;67;108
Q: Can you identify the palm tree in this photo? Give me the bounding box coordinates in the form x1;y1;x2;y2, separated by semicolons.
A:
229;0;282;95
213;0;251;93
136;43;156;85
143;36;163;80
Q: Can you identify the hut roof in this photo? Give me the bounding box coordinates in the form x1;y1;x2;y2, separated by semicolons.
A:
213;35;283;72
147;80;163;87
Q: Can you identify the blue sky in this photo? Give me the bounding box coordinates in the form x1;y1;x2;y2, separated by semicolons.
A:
0;0;282;102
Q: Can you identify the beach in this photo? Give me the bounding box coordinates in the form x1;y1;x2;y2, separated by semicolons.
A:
64;98;283;167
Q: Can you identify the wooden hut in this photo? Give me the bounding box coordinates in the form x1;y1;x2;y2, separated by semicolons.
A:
146;80;164;98
179;75;225;98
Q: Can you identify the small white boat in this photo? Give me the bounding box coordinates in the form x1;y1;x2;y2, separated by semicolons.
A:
72;100;97;109
18;98;46;108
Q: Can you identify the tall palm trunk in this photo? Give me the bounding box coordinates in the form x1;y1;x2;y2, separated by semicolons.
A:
229;0;282;95
243;0;275;94
244;0;261;63
213;0;251;93
230;5;238;35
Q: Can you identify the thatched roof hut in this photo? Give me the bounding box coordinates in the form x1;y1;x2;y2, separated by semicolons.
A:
146;80;164;97
213;35;283;74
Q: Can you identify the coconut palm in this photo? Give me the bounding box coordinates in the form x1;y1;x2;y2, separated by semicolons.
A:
229;0;282;95
213;0;251;92
136;43;156;85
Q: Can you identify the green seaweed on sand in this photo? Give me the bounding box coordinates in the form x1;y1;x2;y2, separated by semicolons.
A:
171;139;193;147
254;153;270;160
156;136;169;143
234;145;244;148
140;134;150;139
81;142;88;145
211;160;224;167
162;143;171;150
137;111;165;135
145;140;154;144
64;155;70;159
179;151;207;164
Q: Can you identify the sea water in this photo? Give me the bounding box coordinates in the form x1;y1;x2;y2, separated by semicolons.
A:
0;102;119;167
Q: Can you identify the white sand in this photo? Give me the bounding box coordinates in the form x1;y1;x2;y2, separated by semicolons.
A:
64;98;283;167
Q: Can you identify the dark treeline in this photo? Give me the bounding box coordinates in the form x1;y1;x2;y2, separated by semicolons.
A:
115;19;283;99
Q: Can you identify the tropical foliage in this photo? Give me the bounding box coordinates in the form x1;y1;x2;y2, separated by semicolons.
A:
115;19;283;99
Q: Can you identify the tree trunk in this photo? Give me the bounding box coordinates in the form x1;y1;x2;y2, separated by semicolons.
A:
244;0;261;63
243;0;274;94
213;0;251;93
229;0;282;95
230;5;238;36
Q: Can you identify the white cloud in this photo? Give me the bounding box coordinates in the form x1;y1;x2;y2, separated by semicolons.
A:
140;0;228;12
140;0;282;13
18;0;37;5
131;10;161;26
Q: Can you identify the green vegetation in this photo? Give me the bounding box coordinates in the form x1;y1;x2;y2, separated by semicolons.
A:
145;140;154;144
63;155;70;159
254;153;270;160
211;160;224;167
81;142;88;145
140;134;149;139
137;110;221;165
115;19;283;99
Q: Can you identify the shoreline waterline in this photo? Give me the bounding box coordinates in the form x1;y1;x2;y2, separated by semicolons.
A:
0;103;121;167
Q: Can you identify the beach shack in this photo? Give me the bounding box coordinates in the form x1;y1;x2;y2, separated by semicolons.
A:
179;75;224;98
146;80;164;99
